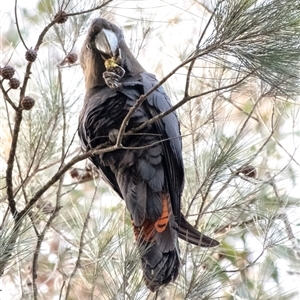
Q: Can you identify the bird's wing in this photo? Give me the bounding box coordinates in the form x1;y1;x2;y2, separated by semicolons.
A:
137;73;219;248
139;72;184;222
78;87;123;198
79;76;219;248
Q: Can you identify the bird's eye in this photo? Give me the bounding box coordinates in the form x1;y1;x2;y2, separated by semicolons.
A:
86;43;91;50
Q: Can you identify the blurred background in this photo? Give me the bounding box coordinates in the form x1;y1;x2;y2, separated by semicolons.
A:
1;0;299;299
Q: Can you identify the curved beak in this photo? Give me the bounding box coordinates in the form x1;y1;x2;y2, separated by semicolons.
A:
95;29;119;57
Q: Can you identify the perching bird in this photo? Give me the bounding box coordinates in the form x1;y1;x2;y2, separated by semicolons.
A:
78;18;219;292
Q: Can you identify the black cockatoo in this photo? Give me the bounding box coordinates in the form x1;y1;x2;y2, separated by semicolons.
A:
78;18;218;292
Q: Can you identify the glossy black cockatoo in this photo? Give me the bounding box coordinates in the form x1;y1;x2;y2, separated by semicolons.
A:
78;18;218;292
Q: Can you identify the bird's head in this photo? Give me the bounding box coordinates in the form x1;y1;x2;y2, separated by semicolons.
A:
87;18;123;63
80;18;143;90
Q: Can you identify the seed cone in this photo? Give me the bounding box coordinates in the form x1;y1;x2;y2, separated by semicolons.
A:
1;65;15;79
9;78;21;89
25;48;38;62
54;11;68;24
21;96;35;110
65;53;78;64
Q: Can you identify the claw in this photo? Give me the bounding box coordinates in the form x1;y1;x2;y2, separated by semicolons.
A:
107;65;125;77
103;70;122;88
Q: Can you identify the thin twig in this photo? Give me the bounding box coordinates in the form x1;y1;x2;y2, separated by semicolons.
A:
17;143;117;221
1;6;90;274
14;0;28;50
194;88;278;226
115;44;220;145
127;71;253;138
64;185;98;298
32;61;69;300
0;81;18;110
31;205;63;300
6;109;22;218
60;0;114;18
269;178;300;259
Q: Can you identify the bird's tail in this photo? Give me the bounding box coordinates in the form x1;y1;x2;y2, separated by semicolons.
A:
131;196;219;292
131;194;180;292
178;213;219;247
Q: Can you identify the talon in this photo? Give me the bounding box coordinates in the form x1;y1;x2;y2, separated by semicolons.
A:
103;70;121;80
108;129;119;143
103;70;123;88
107;65;125;77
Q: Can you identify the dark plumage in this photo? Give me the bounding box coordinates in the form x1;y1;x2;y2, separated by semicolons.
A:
78;18;219;292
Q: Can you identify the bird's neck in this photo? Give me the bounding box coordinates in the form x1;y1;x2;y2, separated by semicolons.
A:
120;43;144;75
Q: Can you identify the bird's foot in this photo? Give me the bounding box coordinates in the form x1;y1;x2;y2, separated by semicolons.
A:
108;65;125;77
108;129;119;143
103;71;121;88
103;66;125;89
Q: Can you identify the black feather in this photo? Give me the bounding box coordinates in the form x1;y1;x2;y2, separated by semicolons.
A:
78;18;218;292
